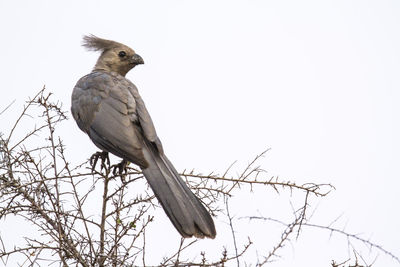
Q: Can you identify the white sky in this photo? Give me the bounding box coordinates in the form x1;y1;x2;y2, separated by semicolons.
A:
0;0;399;266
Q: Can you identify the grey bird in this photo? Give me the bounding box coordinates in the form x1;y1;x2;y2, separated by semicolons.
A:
71;35;216;239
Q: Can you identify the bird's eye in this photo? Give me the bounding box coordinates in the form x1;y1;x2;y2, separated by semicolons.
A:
118;51;126;58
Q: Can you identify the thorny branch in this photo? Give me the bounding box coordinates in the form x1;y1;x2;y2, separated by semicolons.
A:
0;88;397;267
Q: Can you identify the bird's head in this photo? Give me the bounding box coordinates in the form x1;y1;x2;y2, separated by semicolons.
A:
82;35;144;76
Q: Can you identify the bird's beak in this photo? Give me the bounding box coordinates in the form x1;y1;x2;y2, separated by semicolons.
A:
131;54;144;65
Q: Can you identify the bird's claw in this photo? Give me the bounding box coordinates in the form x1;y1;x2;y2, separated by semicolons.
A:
111;160;129;182
90;151;110;172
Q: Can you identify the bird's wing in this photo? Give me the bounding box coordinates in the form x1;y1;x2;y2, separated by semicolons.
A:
126;82;164;153
71;71;148;168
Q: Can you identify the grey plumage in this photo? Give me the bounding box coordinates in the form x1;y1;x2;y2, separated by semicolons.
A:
71;35;216;238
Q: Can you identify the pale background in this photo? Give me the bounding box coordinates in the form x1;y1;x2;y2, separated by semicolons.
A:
0;0;399;266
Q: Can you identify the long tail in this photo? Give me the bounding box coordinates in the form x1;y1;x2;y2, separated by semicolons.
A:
141;140;216;238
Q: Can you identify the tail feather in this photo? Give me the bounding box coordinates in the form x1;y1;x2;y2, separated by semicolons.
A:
141;140;216;238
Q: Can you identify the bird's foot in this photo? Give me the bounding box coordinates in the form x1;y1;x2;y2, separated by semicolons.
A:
111;159;129;182
90;151;110;172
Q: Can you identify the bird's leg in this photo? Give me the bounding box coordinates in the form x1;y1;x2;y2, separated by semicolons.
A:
111;159;129;182
90;151;110;172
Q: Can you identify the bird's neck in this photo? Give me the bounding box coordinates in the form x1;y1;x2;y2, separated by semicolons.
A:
93;60;128;77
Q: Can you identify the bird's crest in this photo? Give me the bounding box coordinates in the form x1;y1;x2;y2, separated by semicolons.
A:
82;35;123;52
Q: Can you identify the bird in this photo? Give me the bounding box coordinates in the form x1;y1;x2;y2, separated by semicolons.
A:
71;35;216;239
